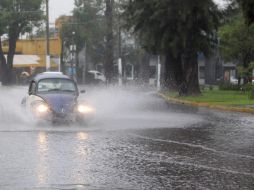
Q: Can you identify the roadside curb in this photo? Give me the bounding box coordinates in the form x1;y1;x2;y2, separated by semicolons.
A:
158;93;254;115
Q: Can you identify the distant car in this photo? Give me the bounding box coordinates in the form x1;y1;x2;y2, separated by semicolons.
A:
230;76;238;85
21;72;95;123
86;70;106;84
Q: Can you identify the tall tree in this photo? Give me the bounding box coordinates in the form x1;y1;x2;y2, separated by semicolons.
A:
237;0;254;25
219;13;254;83
124;0;219;95
61;0;105;81
179;0;219;94
0;0;43;85
62;0;133;83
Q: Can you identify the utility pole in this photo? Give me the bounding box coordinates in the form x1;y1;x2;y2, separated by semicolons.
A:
82;42;86;84
45;0;50;71
70;31;76;79
118;26;122;86
117;1;122;86
157;55;161;91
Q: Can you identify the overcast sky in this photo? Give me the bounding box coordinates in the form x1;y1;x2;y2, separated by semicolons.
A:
49;0;75;23
49;0;227;23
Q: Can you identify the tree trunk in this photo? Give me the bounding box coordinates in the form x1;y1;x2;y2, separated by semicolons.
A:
164;52;184;90
0;26;19;85
5;30;19;85
0;36;8;84
138;53;150;84
104;0;114;83
183;51;201;96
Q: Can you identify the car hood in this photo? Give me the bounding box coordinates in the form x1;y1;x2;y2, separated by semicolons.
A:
38;93;77;114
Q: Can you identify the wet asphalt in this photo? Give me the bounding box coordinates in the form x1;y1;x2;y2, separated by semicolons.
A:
0;86;254;190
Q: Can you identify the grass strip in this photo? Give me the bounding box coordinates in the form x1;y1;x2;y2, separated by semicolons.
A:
160;89;254;114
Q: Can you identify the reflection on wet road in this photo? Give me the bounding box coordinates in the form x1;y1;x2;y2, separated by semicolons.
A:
0;86;254;189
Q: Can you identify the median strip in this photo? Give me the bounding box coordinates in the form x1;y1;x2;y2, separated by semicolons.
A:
158;92;254;114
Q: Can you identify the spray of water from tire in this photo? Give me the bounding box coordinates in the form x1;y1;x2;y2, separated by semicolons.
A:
0;85;202;130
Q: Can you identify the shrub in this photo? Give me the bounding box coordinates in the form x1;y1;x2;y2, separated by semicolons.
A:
242;83;253;91
200;85;205;91
219;83;240;91
248;88;254;100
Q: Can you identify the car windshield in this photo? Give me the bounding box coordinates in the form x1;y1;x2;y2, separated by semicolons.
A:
37;78;76;93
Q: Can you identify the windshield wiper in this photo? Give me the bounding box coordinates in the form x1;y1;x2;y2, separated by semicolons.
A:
61;89;75;93
48;88;61;92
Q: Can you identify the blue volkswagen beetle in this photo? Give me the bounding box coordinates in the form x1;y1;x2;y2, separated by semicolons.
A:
22;72;95;123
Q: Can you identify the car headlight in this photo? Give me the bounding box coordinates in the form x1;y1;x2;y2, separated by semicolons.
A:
77;104;95;114
31;101;50;115
37;104;49;113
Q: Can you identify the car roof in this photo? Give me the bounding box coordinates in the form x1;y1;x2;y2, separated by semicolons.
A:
88;70;101;74
32;72;72;83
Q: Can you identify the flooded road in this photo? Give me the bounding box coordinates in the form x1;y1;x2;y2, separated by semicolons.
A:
0;86;254;189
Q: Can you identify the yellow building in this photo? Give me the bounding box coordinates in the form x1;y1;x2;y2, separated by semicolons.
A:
1;16;74;82
3;37;61;69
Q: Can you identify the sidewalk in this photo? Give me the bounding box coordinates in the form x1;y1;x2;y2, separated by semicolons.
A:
158;92;254;114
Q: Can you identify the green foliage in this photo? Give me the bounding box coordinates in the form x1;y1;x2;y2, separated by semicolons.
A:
62;0;136;82
0;0;44;84
249;88;254;99
237;0;254;25
242;82;254;91
219;14;254;69
61;0;106;64
124;0;219;94
124;0;219;56
237;65;253;79
0;0;44;35
219;83;240;91
0;9;8;35
242;81;254;100
218;82;254;97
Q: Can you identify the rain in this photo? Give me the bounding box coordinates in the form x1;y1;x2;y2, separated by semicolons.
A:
0;85;254;189
1;0;254;189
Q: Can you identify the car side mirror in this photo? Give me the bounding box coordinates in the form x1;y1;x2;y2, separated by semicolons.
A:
80;90;86;94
